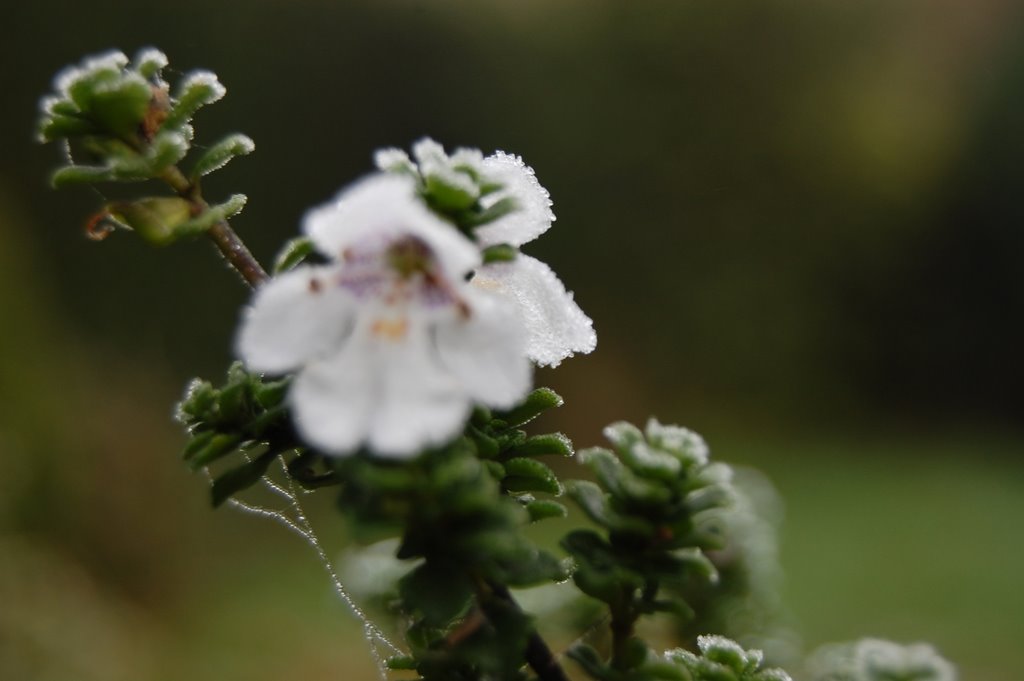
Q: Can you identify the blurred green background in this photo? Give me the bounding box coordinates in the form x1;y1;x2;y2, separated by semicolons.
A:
2;0;1023;679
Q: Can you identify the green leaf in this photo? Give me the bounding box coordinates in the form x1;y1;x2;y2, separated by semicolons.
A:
272;236;315;274
210;450;276;507
189;133;255;179
253;378;289;409
174;194;247;235
50;164;116;187
87;75;152;138
685;483;733;514
141;129;190;174
467;423;500;459
186;433;242;470
177;379;217;420
424;172;479;212
38;114;97;141
385;656;417;671
496;387;564;427
399;562;473;627
500;549;569;586
525;499;568;522
286;450;339;488
164;71;226;130
567;644;619;681
502;457;562;495
567;480;655;539
482;460;506;481
607;422;682;481
462;196;518;229
637;597;695;621
482;243;518;264
132;48;168;80
508;432;573;458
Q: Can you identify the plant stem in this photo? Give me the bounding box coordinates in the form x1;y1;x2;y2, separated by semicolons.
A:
610;600;635;671
483;581;571;681
159;166;269;288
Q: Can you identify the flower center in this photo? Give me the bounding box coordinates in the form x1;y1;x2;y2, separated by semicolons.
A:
326;234;470;318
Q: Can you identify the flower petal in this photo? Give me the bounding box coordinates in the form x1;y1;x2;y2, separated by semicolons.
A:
475;151;554;248
236;265;356;374
368;321;472;456
475;254;596;367
290;336;375;455
434;290;532;408
291;314;472;457
303;173;481;280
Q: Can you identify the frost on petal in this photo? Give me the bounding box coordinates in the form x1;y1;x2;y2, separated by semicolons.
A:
236;265;357;374
475;151;554;248
303;173;480;279
474;254;595;367
434;290;532;408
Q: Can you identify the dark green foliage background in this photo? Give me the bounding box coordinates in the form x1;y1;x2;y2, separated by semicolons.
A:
1;1;1022;680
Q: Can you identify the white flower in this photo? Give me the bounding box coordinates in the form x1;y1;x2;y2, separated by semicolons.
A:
237;174;531;457
376;139;597;367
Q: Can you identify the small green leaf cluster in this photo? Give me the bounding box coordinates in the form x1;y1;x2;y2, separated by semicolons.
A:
665;636;792;681
176;363;302;506
469;388;574;521
333;390;572;680
569;635;790;681
38;49;253;246
562;420;734;660
380;149;518;235
337;446;566;679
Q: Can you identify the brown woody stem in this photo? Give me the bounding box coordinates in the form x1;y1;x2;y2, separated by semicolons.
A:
159;165;269;288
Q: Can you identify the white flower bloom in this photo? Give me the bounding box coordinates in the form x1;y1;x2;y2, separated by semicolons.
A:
377;139;597;367
237;174;531;457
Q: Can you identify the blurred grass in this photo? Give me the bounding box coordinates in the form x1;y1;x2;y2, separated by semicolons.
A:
722;433;1024;681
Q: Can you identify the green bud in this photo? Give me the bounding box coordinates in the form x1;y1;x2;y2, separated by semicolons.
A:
107;197;193;246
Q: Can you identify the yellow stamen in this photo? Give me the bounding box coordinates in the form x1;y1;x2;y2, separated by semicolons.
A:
371;318;409;341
